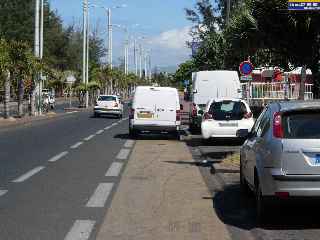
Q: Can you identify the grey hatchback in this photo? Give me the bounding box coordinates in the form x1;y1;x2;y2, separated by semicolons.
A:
239;100;320;221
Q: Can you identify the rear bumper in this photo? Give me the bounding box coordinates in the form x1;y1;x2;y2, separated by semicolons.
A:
94;108;122;115
261;168;320;197
130;122;179;132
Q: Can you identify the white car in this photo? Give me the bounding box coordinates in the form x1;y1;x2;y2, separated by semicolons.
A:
201;98;254;140
94;95;123;118
129;86;182;137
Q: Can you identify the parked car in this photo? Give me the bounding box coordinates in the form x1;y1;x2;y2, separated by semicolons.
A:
201;98;254;141
239;100;320;222
129;86;182;138
94;95;123;118
190;70;241;131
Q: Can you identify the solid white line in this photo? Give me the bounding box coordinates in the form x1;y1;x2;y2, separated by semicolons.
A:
70;142;83;149
84;135;95;141
0;190;8;197
12;166;45;183
48;151;69;162
96;130;104;135
86;183;114;208
124;140;135;148
64;220;96;240
116;149;131;160
105;162;123;177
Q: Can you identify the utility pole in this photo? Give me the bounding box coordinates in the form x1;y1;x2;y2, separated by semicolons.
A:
144;52;147;80
34;0;40;115
108;8;113;69
39;0;44;115
82;0;87;106
226;0;231;25
86;8;89;108
134;39;138;76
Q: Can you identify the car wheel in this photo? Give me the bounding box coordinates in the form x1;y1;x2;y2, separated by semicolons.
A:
240;160;251;195
255;179;269;225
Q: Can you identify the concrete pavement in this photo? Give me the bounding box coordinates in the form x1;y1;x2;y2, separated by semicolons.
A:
96;139;231;240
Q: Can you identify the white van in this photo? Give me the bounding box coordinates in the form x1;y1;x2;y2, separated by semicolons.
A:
190;71;241;130
129;86;182;137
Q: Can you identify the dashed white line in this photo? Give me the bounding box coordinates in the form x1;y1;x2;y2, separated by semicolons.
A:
116;148;131;160
86;183;114;208
84;135;95;141
104;126;111;130
124;140;135;148
48;151;69;162
64;220;96;240
12;166;45;183
70;142;83;149
0;190;8;197
111;122;118;127
105;162;123;177
66;111;79;114
96;130;104;135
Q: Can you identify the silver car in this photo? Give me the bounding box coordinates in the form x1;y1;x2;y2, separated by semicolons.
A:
239;101;320;221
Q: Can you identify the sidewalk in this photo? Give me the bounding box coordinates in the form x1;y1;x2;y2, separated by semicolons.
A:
96;140;231;240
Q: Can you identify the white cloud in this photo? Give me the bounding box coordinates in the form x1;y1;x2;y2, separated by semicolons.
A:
148;26;192;67
150;26;192;50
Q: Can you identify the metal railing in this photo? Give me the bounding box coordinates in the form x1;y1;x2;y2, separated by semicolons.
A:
241;82;314;101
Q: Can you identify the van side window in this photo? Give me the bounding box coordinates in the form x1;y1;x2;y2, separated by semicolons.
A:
252;107;268;135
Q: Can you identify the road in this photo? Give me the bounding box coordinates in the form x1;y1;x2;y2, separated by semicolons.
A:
1;103;320;239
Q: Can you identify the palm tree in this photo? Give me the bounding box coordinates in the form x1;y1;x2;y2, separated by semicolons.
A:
0;39;11;119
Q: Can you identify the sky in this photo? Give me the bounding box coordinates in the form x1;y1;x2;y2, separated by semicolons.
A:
50;0;197;71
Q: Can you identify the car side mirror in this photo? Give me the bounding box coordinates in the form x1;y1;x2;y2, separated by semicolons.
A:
236;129;250;139
180;104;184;110
198;109;204;115
193;90;197;94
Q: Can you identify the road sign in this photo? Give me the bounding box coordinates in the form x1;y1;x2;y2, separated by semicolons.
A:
239;61;254;76
288;0;320;10
240;75;253;81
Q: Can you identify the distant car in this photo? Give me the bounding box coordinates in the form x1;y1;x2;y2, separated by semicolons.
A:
129;86;182;138
201;98;254;141
94;95;123;118
239;101;320;222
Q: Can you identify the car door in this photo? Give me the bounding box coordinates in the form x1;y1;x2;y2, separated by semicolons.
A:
243;108;268;187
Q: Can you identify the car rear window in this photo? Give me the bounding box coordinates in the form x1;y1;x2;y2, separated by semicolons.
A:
209;101;246;121
98;96;116;101
283;111;320;139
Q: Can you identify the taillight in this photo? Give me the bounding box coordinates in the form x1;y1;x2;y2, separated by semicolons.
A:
273;112;284;138
244;112;253;119
192;104;197;117
129;108;135;119
176;110;181;121
203;112;213;120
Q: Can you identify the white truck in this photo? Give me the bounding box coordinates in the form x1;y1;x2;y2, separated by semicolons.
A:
190;70;241;131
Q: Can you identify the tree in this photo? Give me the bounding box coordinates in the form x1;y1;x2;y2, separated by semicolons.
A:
0;39;11;119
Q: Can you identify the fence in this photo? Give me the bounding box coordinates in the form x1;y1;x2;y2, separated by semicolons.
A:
241;82;314;101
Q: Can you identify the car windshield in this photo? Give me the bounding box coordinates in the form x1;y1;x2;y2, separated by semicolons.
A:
209;101;245;121
98;96;116;101
283;111;320;139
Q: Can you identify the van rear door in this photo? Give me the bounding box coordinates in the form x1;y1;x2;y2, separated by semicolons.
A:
155;90;178;124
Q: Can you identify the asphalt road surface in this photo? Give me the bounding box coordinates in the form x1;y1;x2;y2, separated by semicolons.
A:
0;108;132;240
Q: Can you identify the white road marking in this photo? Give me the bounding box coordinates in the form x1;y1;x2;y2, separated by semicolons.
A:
96;130;104;135
116;148;131;160
104;126;111;130
64;220;96;240
111;122;118;127
48;151;68;162
12;166;45;183
66;111;79;114
105;162;123;177
0;190;8;197
70;142;83;149
124;140;135;148
84;135;95;141
86;183;114;208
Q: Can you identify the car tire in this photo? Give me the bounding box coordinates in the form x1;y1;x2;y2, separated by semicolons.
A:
255;178;269;225
240;160;251;195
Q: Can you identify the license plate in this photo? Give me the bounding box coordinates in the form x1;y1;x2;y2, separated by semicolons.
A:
137;112;153;119
219;123;238;127
315;155;320;165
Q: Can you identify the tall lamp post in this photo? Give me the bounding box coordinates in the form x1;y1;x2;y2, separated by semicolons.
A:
82;0;89;107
